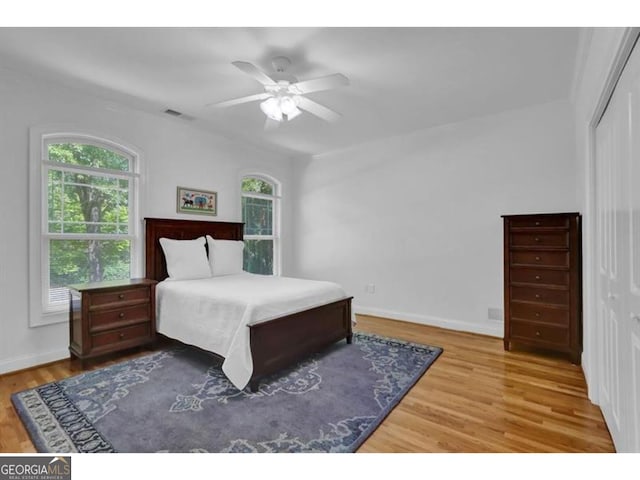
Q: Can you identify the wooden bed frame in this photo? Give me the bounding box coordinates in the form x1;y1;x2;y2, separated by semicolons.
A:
144;217;353;392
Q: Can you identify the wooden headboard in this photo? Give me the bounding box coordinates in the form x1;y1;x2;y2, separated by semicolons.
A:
144;217;244;282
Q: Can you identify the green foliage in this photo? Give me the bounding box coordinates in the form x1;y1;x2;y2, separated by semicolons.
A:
241;196;273;236
243;240;274;275
241;177;273;195
47;143;132;287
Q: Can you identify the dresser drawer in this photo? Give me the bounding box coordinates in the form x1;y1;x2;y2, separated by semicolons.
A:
91;323;151;349
511;302;570;326
509;217;569;229
510;285;570;306
510;320;569;347
510;268;569;286
510;250;569;268
90;304;150;330
510;231;569;248
90;287;151;307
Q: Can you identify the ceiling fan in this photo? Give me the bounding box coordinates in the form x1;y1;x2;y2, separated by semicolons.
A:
207;56;349;129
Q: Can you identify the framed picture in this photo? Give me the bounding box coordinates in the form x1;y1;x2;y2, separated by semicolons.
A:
176;186;217;216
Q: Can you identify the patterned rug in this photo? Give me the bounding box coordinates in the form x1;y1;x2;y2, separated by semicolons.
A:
12;332;442;453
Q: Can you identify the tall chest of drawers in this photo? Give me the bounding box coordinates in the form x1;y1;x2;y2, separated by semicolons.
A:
502;213;582;364
68;278;157;367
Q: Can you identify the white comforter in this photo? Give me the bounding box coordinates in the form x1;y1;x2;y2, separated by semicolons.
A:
156;273;350;390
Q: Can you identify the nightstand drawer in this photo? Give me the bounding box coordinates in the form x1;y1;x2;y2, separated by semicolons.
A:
90;304;151;330
91;323;151;349
510;320;569;347
90;287;151;307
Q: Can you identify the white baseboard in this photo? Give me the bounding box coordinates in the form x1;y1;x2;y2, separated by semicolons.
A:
0;349;69;375
353;305;502;338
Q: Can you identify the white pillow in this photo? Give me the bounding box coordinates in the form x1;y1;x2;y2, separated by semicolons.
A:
159;236;211;280
206;235;244;276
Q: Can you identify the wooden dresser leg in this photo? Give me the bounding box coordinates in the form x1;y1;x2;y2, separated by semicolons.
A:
346;334;353;344
503;339;510;351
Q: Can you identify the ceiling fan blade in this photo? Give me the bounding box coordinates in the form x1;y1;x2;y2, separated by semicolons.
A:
264;117;281;131
295;96;342;123
206;92;271;108
232;61;277;86
291;73;349;94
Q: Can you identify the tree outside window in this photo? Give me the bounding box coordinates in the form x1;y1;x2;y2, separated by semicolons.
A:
241;175;279;275
45;140;136;308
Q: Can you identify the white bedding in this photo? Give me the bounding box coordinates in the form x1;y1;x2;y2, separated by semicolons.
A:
156;272;350;390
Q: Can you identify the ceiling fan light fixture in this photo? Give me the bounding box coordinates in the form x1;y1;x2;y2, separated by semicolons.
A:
286;106;302;121
279;96;298;116
260;97;282;122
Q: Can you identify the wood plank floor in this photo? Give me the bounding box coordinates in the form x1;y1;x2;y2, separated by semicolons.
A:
0;315;614;453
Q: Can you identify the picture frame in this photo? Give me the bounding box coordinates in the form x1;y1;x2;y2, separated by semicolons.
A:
176;186;217;216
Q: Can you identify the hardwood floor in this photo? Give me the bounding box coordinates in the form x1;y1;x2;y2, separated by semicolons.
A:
0;315;614;453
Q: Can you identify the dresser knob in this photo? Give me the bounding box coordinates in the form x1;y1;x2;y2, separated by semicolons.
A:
119;312;125;319
534;237;541;242
535;221;541;226
118;293;125;300
535;294;541;299
535;331;541;336
535;256;541;261
535;312;541;317
535;275;541;280
119;333;125;339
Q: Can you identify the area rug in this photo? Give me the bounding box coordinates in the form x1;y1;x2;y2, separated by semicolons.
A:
12;332;442;453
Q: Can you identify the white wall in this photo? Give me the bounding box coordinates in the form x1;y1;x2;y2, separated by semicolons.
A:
292;100;577;336
0;67;294;374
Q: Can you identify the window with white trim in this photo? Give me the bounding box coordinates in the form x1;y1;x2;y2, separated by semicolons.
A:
42;136;138;312
241;175;280;275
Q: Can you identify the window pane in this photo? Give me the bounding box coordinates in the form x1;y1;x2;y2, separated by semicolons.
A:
242;196;273;235
47;170;129;234
48;143;130;172
242;177;273;195
243;239;273;275
49;239;131;303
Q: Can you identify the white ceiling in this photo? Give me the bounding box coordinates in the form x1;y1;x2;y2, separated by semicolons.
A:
0;27;581;157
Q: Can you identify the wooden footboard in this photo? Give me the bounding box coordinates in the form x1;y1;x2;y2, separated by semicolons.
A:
248;297;353;392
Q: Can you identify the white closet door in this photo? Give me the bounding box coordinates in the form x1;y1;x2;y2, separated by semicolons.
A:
627;42;640;452
596;99;625;448
595;38;640;452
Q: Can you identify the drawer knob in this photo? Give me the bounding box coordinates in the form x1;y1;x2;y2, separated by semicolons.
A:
118;294;125;300
535;331;541;336
535;256;541;261
535;312;541;318
119;333;125;339
535;294;541;299
535;221;541;226
119;312;125;319
535;275;541;280
534;237;541;242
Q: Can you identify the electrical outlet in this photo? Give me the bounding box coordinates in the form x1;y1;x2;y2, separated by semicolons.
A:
488;307;503;321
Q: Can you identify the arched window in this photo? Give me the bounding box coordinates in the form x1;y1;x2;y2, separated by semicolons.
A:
241;175;280;275
37;134;139;318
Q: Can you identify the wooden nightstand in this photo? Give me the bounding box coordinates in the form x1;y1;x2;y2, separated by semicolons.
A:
68;278;158;368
